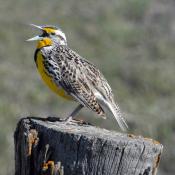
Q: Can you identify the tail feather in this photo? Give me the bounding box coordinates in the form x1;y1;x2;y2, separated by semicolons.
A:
95;91;128;131
107;101;128;131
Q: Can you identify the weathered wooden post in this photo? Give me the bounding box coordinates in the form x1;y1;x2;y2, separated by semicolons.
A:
14;117;163;175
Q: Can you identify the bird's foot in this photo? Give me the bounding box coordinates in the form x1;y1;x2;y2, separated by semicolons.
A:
62;116;78;125
62;116;92;126
45;115;92;126
45;115;80;124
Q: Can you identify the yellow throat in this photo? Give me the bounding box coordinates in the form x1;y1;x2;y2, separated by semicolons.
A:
37;38;52;49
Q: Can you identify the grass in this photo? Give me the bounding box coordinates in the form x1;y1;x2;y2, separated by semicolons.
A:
0;0;174;174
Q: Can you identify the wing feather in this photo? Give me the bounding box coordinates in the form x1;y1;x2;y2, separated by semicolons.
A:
42;46;105;116
41;45;128;129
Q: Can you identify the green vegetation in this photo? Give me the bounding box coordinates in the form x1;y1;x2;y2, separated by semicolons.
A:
0;0;174;174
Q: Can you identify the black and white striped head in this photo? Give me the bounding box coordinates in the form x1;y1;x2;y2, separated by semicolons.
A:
27;24;67;47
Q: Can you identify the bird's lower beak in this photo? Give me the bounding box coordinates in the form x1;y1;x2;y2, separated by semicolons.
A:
26;35;43;41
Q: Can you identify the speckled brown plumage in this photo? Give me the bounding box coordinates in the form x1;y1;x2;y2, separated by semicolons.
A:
29;24;128;130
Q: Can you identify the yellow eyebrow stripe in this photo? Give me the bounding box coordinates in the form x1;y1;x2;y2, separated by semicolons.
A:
43;28;56;33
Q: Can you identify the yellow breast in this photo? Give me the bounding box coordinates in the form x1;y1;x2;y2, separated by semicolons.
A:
36;51;73;100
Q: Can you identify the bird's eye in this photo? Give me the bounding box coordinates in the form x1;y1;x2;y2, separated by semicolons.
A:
41;31;49;37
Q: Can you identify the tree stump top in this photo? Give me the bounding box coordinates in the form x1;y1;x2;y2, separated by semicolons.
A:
30;117;161;148
14;117;163;175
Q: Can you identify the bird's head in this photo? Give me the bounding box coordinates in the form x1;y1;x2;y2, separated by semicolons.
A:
27;24;67;49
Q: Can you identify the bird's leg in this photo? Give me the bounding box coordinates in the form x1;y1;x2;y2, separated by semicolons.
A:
64;104;84;121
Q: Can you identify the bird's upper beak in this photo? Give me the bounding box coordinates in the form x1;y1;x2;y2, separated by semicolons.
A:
26;24;43;41
29;24;43;30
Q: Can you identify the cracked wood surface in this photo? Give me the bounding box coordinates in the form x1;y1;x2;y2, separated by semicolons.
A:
14;117;163;175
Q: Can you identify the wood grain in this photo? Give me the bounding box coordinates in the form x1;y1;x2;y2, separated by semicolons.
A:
14;117;163;175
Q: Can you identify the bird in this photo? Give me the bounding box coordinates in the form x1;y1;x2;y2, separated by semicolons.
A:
27;24;128;131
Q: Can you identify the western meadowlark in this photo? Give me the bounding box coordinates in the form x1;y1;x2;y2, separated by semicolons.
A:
27;24;128;131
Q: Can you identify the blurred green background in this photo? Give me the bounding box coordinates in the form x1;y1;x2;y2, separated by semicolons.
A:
0;0;175;174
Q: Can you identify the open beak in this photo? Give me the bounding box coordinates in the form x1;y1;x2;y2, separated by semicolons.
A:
26;24;43;41
29;24;43;30
26;35;43;41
